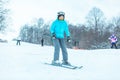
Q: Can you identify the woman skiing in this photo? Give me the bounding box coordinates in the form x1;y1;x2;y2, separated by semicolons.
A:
50;11;71;65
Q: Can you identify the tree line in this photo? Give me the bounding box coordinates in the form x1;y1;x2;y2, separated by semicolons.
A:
19;18;52;45
19;7;120;49
0;1;120;49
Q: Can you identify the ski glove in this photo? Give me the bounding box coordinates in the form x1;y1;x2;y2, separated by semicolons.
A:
67;36;71;42
52;33;56;39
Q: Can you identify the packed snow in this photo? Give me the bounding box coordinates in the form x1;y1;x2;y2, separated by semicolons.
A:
0;41;120;80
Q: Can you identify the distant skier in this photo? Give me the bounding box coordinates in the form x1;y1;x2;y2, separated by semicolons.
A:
108;34;118;49
16;37;21;45
41;38;44;46
50;11;71;65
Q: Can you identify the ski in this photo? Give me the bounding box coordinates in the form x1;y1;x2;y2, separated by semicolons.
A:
44;63;83;70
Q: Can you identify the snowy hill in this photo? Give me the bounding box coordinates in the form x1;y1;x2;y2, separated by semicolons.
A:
0;41;120;80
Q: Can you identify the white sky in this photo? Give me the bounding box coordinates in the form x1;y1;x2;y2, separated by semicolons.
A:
5;0;120;39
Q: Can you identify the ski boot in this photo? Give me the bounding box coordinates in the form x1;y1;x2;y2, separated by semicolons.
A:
62;61;71;66
51;60;61;66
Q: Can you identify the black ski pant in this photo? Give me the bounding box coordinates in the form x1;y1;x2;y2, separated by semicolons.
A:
111;43;117;49
16;40;21;45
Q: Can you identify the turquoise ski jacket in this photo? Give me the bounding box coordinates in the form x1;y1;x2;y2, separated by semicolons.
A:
50;19;70;38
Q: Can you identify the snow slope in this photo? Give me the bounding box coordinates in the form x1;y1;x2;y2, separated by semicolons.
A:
0;41;120;80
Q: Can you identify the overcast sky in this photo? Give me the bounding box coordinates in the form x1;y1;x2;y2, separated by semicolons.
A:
6;0;120;39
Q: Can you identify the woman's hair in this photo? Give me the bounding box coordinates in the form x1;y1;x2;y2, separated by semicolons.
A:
57;11;65;20
58;15;65;20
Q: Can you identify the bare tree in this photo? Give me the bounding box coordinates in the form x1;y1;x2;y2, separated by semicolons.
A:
107;16;120;37
86;7;105;29
37;18;44;43
112;16;120;27
0;0;9;32
37;18;44;28
86;7;106;44
112;16;120;42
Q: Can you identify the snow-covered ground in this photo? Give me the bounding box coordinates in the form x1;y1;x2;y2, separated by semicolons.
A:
0;41;120;80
